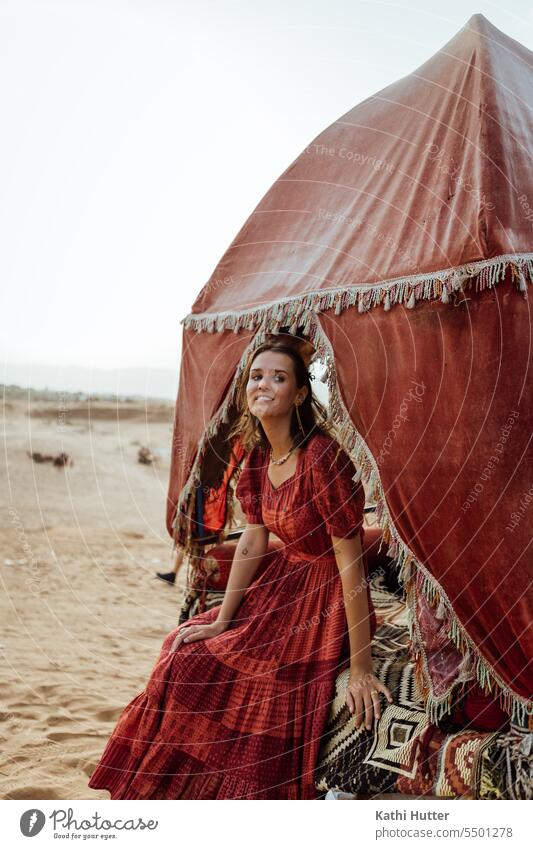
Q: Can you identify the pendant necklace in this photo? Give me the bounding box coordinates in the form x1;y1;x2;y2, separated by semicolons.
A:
269;445;296;465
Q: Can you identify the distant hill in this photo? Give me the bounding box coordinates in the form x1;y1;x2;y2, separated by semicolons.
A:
1;363;179;402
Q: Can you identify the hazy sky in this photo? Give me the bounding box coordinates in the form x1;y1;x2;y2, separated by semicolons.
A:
1;0;532;383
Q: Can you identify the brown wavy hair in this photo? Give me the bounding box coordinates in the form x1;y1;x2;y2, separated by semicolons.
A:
226;339;336;454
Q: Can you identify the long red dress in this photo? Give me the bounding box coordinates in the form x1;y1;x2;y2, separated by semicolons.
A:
88;430;377;800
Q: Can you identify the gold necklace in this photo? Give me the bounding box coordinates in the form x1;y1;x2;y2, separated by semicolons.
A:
269;445;296;466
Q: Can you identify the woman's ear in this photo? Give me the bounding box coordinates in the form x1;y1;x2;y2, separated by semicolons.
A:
297;385;309;405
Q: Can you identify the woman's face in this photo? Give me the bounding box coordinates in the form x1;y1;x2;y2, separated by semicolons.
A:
246;350;307;422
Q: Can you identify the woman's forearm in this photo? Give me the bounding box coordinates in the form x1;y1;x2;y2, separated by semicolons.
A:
215;526;269;625
332;532;373;671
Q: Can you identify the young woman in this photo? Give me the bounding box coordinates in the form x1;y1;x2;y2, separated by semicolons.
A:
88;339;393;799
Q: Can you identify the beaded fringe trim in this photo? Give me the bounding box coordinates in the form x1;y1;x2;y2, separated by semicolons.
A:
171;327;269;554
172;289;533;731
181;253;533;334
303;314;532;729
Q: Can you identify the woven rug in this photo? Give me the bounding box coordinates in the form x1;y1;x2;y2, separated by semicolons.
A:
315;584;532;799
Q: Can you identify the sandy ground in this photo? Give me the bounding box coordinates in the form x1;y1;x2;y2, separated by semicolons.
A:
0;393;196;799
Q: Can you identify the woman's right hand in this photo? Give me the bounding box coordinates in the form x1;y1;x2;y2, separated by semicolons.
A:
169;618;229;653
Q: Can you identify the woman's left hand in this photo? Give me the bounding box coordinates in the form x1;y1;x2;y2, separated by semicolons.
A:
346;665;394;731
169;618;228;653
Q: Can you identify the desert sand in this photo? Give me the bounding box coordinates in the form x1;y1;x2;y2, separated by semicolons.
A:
0;389;200;799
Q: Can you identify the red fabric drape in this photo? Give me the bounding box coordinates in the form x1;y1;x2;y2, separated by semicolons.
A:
166;329;255;537
317;277;532;707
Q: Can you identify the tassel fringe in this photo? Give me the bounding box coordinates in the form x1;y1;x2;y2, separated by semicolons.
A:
296;314;532;730
181;253;533;333
497;727;533;800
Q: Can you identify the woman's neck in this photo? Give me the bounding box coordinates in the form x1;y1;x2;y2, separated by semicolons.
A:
260;420;295;459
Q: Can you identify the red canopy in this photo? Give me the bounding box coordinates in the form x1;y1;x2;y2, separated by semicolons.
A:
167;14;533;728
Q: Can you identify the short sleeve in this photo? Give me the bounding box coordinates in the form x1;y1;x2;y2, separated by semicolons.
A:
235;445;264;525
310;437;365;539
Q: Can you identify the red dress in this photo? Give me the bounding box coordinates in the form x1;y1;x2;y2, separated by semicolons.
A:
88;430;377;800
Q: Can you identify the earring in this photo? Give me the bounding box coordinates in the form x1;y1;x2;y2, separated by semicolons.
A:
295;403;305;436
